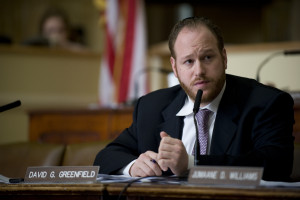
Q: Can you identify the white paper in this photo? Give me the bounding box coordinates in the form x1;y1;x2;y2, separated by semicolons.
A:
0;174;10;184
96;174;184;184
260;180;300;187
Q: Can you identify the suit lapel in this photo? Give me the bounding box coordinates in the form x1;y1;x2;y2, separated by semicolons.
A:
156;75;241;154
158;89;186;140
210;76;240;155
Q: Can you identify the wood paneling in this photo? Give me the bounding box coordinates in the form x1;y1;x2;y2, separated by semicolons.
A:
29;108;133;144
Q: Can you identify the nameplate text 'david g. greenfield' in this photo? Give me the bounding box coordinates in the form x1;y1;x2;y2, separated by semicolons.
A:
188;166;263;186
24;166;99;183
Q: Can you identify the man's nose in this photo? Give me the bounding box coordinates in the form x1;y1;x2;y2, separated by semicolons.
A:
194;60;205;76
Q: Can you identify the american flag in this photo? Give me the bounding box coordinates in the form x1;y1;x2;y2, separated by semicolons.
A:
95;0;148;107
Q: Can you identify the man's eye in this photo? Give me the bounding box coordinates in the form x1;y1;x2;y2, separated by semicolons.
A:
184;59;194;65
204;55;212;60
200;55;214;63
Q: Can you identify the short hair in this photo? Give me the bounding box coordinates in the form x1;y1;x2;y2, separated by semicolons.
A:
39;7;70;35
168;17;224;58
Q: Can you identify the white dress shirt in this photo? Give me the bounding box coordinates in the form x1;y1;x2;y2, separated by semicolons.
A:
121;82;226;175
177;82;226;169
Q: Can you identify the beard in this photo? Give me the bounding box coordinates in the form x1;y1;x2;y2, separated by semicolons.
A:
177;72;226;105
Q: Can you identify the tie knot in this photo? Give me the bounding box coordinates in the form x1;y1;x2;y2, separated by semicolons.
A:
196;108;212;123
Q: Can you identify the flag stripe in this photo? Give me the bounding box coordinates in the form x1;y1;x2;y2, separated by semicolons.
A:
128;0;147;100
118;0;136;103
112;0;127;103
99;0;147;106
106;0;118;76
105;24;115;76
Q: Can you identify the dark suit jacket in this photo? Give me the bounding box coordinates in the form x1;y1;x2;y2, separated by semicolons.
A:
94;74;294;181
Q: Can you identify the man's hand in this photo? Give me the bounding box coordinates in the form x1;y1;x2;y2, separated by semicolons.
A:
157;131;189;176
129;151;162;177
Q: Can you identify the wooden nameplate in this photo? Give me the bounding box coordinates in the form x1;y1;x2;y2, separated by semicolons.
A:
188;166;263;186
24;166;99;183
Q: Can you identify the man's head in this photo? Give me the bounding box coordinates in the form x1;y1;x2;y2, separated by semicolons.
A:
169;17;227;106
169;17;224;59
40;8;70;46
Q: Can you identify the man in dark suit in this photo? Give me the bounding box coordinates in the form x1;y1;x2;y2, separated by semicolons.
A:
94;17;294;181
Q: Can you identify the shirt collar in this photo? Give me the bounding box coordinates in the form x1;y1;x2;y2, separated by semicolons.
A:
176;81;226;116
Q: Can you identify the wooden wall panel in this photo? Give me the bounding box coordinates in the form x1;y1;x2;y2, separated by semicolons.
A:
29;108;133;144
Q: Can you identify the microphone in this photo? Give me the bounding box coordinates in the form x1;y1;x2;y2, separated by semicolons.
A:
284;49;300;55
256;49;300;82
193;90;203;166
193;90;202;113
0;100;21;113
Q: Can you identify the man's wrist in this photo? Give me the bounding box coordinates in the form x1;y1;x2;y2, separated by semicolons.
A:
119;159;136;176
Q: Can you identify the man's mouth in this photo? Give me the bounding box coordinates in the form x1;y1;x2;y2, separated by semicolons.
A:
193;80;210;88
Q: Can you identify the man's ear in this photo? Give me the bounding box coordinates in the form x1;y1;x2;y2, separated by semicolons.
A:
170;57;178;78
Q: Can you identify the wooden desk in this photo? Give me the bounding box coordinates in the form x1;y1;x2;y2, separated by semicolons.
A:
0;183;105;200
107;183;300;200
1;183;299;200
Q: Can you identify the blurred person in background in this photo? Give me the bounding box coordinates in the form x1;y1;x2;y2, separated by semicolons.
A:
23;7;86;52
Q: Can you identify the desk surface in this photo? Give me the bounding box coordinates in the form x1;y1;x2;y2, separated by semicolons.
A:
108;183;300;200
1;183;300;200
0;183;105;200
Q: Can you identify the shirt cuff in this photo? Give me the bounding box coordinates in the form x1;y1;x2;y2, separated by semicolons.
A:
188;155;194;169
119;159;136;176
